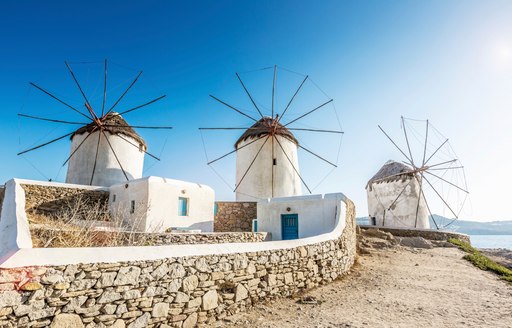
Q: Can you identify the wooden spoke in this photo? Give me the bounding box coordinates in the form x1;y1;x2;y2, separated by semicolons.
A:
115;133;161;161
199;127;251;130
101;130;129;181
101;59;108;117
272;65;276;118
207;134;267;165
62;128;96;165
102;124;173;130
89;132;102;185
29;82;92;120
421;120;429;166
210;95;258;122
298;143;337;168
278;75;308;124
401;116;415;167
378;125;413;165
422;175;459;219
424;170;469;193
427;159;458;169
106;71;143;115
64;61;95;118
275;136;312;194
236;72;264;119
287;128;343;134
283;99;333;127
18;113;86;125
18;131;75;156
234;136;270;192
424;138;449;166
429;166;464;171
116;95;166;116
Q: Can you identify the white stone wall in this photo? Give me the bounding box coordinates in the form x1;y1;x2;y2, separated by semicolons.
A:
257;193;343;240
66;131;144;187
366;177;430;229
235;135;302;201
109;177;215;233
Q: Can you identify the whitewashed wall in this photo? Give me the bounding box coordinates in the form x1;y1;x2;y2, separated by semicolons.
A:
66;131;144;187
257;193;343;240
109;176;215;233
235;135;302;201
366;178;430;229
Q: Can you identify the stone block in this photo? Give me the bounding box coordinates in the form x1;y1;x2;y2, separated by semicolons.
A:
151;302;169;318
50;313;85;328
202;290;218;311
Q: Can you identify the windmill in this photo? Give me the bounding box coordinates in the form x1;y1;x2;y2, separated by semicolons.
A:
17;60;172;187
366;117;469;230
199;65;343;201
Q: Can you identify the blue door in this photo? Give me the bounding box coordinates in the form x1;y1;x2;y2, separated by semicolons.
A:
281;214;299;240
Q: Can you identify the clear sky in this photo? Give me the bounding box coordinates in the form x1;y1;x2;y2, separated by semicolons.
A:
1;1;511;222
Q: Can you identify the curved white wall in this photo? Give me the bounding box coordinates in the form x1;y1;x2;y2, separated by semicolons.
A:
367;178;430;229
66;131;144;187
235;135;302;201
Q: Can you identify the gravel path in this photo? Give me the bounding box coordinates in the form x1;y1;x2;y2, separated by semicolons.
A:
218;247;512;328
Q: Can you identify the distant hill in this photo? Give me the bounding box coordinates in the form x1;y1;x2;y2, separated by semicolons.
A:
356;215;512;235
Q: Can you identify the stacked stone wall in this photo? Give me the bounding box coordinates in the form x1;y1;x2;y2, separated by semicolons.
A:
214;202;256;232
0;200;356;328
22;184;110;222
359;225;470;243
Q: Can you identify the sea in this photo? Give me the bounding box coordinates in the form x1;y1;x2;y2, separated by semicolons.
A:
469;235;512;250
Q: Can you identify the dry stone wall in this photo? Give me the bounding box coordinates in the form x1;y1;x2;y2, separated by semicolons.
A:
0;200;356;328
22;184;110;222
214;202;256;232
359;225;470;244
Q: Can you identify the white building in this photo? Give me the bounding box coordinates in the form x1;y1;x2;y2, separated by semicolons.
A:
66;113;145;187
256;193;344;240
366;160;429;229
235;117;302;201
109;176;215;233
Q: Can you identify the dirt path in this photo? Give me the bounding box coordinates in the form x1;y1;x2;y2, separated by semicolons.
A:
218;247;512;328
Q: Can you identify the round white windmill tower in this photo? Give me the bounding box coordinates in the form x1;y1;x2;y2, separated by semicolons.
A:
366;160;430;229
66;113;146;187
235;117;302;201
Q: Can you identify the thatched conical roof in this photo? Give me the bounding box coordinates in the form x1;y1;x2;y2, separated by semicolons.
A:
366;160;415;190
235;117;298;149
71;113;146;149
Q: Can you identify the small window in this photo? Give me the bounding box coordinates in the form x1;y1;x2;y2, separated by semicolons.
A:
214;203;218;216
112;194;116;202
273;158;277;165
130;200;135;214
178;197;188;216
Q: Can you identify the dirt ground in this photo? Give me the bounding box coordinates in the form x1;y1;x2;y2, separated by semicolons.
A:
218;247;512;328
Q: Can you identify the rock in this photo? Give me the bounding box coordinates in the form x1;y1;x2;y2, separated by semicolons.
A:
284;272;293;285
202;290;218;310
0;291;21;307
54;282;70;290
194;258;210;272
398;237;433;249
152;302;169;318
111;319;126;328
113;266;141;286
235;284;248;302
50;313;84;328
96;272;117;288
187;297;202;308
174;291;190;303
122;289;141;300
127;312;150;328
168;279;181;292
169;263;186;278
101;304;117;315
183;313;198;328
20;281;43;291
211;271;225;281
182;275;199;292
97;291;122;304
151;263;169;280
41;274;65;284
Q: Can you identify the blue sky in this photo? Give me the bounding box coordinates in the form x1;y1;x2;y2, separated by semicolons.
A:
1;1;511;221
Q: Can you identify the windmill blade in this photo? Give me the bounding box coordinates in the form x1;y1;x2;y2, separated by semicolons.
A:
422;175;459;219
206;134;267;165
274;136;312;194
64;61;95;118
378;125;413;165
415;174;439;230
421;120;429;166
89;132;102;185
199;127;252;131
209;95;258;122
278;75;308;124
287;128;344;134
101;130;129;181
18;113;86;125
106;71;143;115
297;143;337;168
115;95;166;116
424;170;469;193
18;131;75;156
103;124;173;130
271;133;275;197
101;59;108;117
62;129;96;166
29;82;92;120
235;72;265;119
429;166;464;171
272;65;276;118
234;136;270;192
401;116;415;167
283;99;333;127
427;159;458;169
424;138;449;166
115;133;161;161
